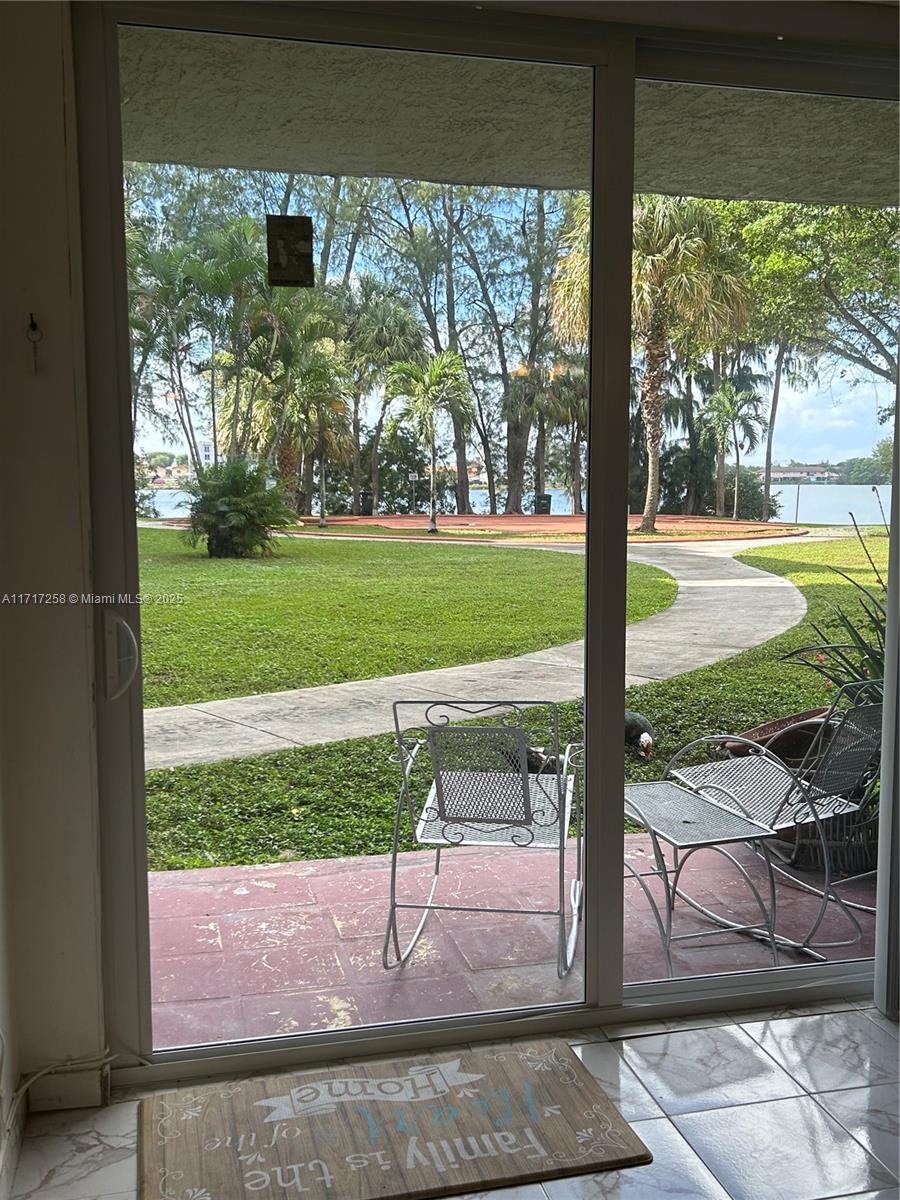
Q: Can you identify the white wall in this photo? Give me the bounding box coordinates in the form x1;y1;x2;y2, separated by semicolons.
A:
0;0;105;1130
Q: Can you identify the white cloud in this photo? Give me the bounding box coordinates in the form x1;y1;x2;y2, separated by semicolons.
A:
743;368;889;466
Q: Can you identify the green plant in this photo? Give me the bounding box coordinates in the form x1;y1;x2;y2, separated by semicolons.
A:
386;351;472;532
184;460;294;558
723;465;782;522
133;455;158;518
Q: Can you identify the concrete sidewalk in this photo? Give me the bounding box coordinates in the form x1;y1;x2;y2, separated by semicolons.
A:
143;538;807;769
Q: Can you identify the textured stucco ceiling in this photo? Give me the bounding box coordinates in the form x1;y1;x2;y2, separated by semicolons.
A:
118;26;898;205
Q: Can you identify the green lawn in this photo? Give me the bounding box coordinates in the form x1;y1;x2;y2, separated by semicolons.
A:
139;529;674;707
145;535;887;870
621;535;888;788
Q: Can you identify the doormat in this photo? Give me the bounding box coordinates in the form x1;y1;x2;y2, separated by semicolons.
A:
139;1038;651;1199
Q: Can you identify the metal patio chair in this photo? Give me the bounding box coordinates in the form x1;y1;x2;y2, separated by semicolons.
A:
624;681;882;973
382;700;583;977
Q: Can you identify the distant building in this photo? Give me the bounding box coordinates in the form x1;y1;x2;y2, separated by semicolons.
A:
767;464;840;485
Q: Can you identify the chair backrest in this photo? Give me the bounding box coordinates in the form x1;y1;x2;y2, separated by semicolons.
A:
805;701;882;801
427;725;532;825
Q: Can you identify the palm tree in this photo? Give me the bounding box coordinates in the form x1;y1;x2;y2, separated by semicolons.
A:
335;276;424;514
313;377;353;528
553;194;750;533
698;381;767;519
547;361;588;515
188;216;270;462
386;352;472;533
133;242;206;469
552;194;591;351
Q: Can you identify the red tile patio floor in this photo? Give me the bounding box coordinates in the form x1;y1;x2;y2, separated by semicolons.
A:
149;837;876;1049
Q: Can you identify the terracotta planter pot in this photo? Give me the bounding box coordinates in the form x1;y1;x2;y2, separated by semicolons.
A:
725;708;830;766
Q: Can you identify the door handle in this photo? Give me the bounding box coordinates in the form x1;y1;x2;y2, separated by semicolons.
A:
103;609;140;701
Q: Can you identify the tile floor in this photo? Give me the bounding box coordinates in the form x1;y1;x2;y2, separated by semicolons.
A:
11;998;897;1200
148;841;877;1048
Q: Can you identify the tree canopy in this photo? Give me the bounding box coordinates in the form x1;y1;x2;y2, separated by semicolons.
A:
126;160;897;525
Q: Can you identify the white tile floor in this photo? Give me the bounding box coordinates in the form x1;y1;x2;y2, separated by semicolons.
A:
11;999;898;1200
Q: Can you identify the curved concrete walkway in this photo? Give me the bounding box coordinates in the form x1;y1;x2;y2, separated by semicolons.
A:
143;537;807;769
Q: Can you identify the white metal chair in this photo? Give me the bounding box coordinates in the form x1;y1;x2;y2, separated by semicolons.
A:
382;700;583;977
625;681;882;972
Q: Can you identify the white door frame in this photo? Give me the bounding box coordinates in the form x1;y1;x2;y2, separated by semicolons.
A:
73;0;892;1081
74;0;635;1068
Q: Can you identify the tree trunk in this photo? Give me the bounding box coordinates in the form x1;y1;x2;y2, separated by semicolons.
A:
351;393;362;515
341;181;371;287
716;452;726;517
279;174;296;216
505;186;546;517
318;175;343;281
227;349;244;462
428;436;438;533
302;453;314;517
370;404;388;515
318;419;327;529
443;186;471;516
208;333;218;468
473;397;497;515
712;350;725;516
637;331;668;533
682;373;698;515
569;428;584;515
763;342;785;521
485;456;497;514
451;411;471;515
276;442;300;512
534;413;546;496
732;425;741;520
504;415;530;514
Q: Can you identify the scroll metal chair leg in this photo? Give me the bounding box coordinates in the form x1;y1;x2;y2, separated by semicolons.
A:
671;845;782;967
557;778;584;977
382;846;442;969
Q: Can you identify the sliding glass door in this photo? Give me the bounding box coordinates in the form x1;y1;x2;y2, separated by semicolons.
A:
622;76;898;990
79;5;634;1062
81;5;896;1074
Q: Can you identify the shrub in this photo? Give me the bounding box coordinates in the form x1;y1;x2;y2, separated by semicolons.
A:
724;465;782;522
184;461;294;558
134;455;158;518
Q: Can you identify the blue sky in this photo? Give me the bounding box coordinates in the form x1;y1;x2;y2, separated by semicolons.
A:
742;371;892;467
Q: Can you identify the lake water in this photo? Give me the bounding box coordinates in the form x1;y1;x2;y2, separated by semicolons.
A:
149;488;192;518
147;483;893;525
770;483;892;527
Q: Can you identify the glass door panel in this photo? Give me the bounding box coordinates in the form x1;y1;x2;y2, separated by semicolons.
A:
624;79;897;986
118;25;598;1048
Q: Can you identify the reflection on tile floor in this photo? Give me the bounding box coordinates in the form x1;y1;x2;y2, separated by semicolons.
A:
148;839;876;1049
12;1001;898;1200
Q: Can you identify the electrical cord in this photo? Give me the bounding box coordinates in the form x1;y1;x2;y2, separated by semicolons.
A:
0;1046;150;1183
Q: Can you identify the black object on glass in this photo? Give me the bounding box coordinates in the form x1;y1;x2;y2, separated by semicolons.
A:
266;215;315;287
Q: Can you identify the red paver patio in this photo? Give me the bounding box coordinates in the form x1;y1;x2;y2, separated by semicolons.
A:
149;839;876;1049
